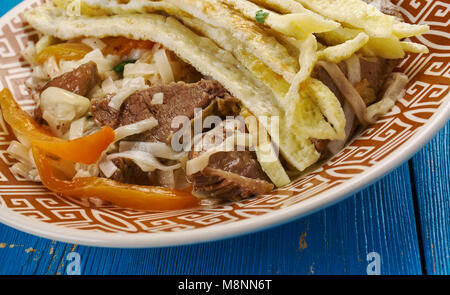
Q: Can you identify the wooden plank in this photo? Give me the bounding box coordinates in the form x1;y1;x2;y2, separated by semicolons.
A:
0;163;422;274
410;122;450;275
0;226;77;274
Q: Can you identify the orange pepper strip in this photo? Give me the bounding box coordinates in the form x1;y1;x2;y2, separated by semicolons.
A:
32;147;199;211
102;37;154;57
0;88;114;164
31;127;115;165
35;43;93;64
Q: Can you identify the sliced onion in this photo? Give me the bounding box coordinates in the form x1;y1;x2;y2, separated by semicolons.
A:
327;101;356;154
73;163;99;178
318;61;369;125
151;92;164;105
114;118;158;142
192;119;245;149
43;56;60;79
123;62;157;79
22;42;36;65
106;151;181;172
82;38;106;51
345;54;361;85
35;36;54;55
98;158;118;178
101;77;118;95
154;49;174;84
10;162;31;178
108;77;148;110
157;170;175;189
69;117;87;140
7;140;32;165
119;141;186;160
186;132;252;176
59;49;119;78
126;49;150;61
366;73;408;122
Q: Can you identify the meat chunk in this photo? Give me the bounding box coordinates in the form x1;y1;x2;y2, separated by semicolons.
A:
35;61;101;122
312;56;399;156
107;158;154;186
313;57;399;106
41;61;101;96
190;151;274;199
93;79;242;187
311;138;330;159
91;79;229;143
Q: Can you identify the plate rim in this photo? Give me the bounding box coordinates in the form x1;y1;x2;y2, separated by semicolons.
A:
0;0;448;248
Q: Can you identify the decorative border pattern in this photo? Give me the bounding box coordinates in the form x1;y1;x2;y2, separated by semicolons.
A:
0;0;448;234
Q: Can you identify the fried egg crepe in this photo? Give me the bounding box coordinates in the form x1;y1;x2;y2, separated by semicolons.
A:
24;3;321;174
22;0;429;185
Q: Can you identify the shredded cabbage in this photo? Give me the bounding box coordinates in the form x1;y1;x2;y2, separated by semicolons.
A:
186;132;252;176
107;150;181;172
98;158;118;178
108;77;148;110
59;49;119;78
151;92;164;104
154;48;174;84
123;62;157;79
6;135;40;181
345;54;361;85
81;38;106;50
119;141;186;160
101;76;118;95
68;117;87;140
114;118;158;141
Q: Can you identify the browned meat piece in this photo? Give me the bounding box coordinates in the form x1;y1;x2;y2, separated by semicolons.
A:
106;158;154;186
216;95;241;116
363;0;403;20
311;138;330;159
359;58;400;102
91;79;229;143
311;56;399;156
93;79;243;187
35;61;101;122
313;57;399;106
40;61;101;96
190;151;274;199
313;62;348;103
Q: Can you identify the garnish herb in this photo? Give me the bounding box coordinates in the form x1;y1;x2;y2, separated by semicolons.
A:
113;59;137;73
255;10;269;24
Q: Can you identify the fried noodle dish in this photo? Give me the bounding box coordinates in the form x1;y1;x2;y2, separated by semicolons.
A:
0;0;429;210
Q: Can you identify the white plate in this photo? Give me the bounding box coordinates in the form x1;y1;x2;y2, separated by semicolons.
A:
0;0;448;247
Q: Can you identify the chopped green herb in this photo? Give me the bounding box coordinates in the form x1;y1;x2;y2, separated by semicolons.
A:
255;10;269;24
113;59;137;73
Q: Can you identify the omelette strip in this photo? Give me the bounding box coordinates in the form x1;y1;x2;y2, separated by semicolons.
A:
53;0;300;82
24;4;320;172
294;0;395;38
317;26;428;60
49;1;344;144
163;0;299;83
241;107;291;187
217;0;340;40
179;15;290;103
180;16;344;141
52;0;181;15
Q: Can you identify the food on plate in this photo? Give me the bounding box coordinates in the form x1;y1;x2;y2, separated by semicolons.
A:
0;0;428;210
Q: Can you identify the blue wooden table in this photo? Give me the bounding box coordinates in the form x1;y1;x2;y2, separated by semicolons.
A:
0;0;449;276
